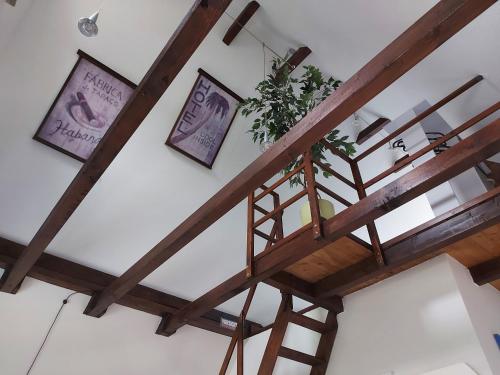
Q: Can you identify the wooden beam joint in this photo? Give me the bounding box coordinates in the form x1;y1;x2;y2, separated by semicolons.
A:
0;268;22;294
83;293;109;318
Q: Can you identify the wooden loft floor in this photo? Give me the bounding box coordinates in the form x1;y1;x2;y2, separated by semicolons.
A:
284;223;500;293
447;223;500;291
286;235;373;283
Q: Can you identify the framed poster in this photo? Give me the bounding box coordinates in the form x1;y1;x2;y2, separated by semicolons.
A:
33;50;136;162
166;69;242;169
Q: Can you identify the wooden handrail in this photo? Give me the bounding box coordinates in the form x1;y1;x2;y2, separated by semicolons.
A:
255;164;304;202
259;185;280;199
363;101;500;188
253;190;307;228
315;182;353;208
354;75;483;162
313;160;356;190
320;139;354;165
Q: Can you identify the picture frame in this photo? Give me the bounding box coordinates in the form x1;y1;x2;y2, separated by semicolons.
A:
166;68;243;169
33;50;137;162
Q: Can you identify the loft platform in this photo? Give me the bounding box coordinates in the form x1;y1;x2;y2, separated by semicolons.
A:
286;235;373;283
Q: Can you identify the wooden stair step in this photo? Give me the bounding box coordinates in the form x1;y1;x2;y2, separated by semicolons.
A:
288;311;327;333
278;346;325;367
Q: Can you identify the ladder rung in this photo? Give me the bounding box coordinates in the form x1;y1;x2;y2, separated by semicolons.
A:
288;311;327;333
278;346;325;367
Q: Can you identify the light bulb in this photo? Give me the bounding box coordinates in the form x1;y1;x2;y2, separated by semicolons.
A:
78;11;99;37
260;131;273;153
260;141;273;153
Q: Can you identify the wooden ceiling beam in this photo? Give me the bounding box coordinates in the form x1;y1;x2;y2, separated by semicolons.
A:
82;0;497;319
356;117;391;145
156;120;500;336
0;236;262;337
0;0;233;294
315;186;500;298
470;256;500;285
223;1;260;45
277;46;312;76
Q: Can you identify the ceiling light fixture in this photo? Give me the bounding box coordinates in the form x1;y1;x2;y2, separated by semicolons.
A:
352;112;364;137
78;10;100;37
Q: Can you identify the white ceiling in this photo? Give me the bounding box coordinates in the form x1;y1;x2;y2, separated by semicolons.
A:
0;0;499;327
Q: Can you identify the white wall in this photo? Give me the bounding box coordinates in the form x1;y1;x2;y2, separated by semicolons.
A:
327;255;493;375
0;0;34;50
449;258;500;375
0;277;230;375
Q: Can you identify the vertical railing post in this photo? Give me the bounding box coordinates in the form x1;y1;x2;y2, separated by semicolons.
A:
246;192;255;278
304;150;323;239
350;161;386;266
272;193;284;242
237;321;244;375
219;285;257;375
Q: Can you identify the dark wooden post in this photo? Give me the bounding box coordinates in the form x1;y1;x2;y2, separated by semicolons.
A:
273;193;284;241
247;192;255;277
223;1;260;46
219;334;239;375
237;321;244;375
310;312;339;375
219;285;257;375
350;162;386;266
304;150;323;239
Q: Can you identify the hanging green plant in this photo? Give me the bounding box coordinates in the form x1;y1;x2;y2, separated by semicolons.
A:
240;57;355;187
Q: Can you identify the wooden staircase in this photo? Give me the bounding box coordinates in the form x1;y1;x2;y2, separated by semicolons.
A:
258;293;338;375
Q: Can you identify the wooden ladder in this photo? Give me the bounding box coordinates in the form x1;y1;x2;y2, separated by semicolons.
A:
258;293;339;375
